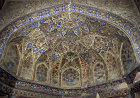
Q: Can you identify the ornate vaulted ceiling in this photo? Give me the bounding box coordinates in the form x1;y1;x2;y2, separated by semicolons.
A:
0;11;137;88
0;1;139;97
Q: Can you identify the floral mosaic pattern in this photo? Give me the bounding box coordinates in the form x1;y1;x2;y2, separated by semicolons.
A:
0;3;139;59
94;63;106;83
62;68;79;86
36;64;47;82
